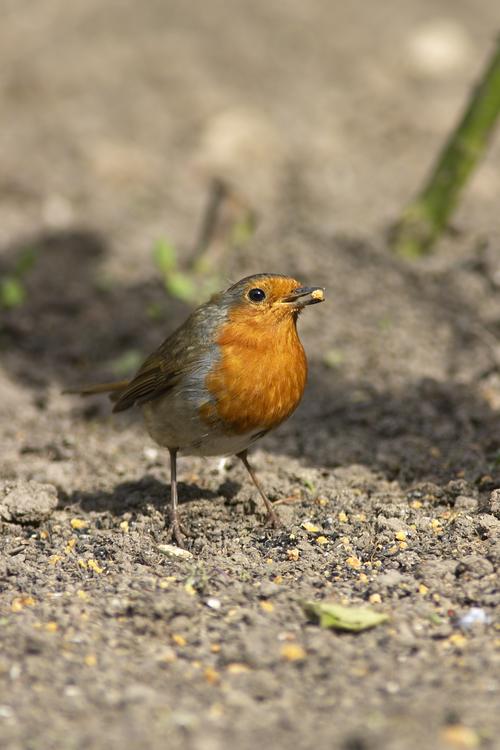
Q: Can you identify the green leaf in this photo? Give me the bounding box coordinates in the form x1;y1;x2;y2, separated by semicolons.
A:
0;277;25;308
302;478;316;493
303;600;389;632
153;239;177;275
166;271;197;302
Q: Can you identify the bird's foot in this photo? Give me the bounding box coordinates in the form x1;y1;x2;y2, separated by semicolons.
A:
263;507;282;529
166;515;192;548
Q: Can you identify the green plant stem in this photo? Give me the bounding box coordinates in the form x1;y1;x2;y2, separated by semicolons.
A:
392;38;500;259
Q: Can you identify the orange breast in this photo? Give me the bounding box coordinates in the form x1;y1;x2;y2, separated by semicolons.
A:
201;310;307;434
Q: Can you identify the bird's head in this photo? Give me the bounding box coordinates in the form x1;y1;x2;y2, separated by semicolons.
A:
215;273;325;327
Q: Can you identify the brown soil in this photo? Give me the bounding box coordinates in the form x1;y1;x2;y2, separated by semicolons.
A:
1;2;499;749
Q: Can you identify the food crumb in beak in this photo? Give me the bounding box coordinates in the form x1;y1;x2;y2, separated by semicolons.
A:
311;289;324;301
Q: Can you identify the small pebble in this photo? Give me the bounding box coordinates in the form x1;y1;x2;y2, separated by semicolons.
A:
206;597;222;610
0;480;58;524
458;608;491;630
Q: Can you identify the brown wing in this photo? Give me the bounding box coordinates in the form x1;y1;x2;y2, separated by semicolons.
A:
111;300;223;413
111;349;182;412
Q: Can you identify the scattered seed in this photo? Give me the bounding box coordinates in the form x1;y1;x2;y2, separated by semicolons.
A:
87;559;103;574
440;724;479;749
448;633;467;649
65;538;77;554
280;643;306;662
302;522;320;533
70;518;88;530
172;634;187;647
204;667;221;685
226;663;250;674
11;596;36;612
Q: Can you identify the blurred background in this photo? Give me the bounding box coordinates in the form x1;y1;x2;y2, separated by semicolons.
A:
1;0;499;408
1;0;498;268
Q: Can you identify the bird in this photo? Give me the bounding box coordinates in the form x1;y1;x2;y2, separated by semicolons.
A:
73;273;325;546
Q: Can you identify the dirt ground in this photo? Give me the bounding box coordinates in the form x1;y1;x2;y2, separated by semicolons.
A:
1;2;499;749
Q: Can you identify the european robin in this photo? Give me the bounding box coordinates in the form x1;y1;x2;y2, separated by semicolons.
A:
74;273;324;546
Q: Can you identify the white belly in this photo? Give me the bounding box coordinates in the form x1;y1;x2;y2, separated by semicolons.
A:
141;389;263;457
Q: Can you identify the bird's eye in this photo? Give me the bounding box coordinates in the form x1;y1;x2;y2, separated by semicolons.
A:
248;288;266;303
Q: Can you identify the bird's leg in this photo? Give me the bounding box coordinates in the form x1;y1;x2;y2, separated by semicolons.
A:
167;447;188;547
237;450;281;529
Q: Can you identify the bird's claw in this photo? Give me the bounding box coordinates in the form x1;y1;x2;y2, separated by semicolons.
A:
264;508;282;529
166;516;192;548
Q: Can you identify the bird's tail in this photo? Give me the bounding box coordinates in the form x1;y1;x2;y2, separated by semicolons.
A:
65;380;130;402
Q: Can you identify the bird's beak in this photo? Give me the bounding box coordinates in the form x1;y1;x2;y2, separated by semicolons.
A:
281;286;325;307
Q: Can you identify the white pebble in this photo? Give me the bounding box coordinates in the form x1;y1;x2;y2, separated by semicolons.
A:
205;597;222;610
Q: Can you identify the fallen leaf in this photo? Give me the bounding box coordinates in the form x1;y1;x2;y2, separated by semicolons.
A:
303;601;388;632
